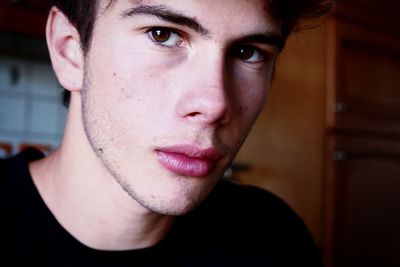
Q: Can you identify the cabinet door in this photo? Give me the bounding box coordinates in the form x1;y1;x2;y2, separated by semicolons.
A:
326;19;400;135
0;0;48;37
329;135;400;267
324;17;400;267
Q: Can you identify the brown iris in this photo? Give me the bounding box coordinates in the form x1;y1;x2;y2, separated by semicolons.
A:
237;46;256;61
151;28;172;43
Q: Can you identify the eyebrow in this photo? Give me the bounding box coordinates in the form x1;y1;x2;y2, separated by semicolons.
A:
234;34;285;51
120;5;210;36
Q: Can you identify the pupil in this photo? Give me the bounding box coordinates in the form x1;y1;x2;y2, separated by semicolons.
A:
153;29;170;42
239;47;254;60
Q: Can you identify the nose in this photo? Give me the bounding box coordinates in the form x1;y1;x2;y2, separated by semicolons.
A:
175;55;231;126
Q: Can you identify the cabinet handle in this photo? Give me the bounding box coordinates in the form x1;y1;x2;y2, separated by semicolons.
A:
335;102;348;113
333;150;349;161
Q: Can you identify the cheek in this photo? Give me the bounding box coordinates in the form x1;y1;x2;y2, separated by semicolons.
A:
234;72;270;118
90;47;168;104
222;70;270;148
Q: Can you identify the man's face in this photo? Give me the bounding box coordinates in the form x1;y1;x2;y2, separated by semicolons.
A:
81;0;281;215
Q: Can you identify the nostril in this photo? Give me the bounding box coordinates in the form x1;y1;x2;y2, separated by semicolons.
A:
187;112;202;118
185;108;231;125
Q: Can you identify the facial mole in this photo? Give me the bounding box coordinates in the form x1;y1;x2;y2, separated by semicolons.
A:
125;91;133;99
119;87;133;99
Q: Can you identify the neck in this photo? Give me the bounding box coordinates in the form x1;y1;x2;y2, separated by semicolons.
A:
29;94;175;251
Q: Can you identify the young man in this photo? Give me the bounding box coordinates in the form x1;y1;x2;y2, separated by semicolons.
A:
0;0;333;266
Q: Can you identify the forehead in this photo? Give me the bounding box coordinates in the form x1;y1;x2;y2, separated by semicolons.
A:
99;0;281;37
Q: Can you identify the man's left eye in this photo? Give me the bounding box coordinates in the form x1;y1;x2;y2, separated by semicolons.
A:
147;27;183;47
235;46;264;63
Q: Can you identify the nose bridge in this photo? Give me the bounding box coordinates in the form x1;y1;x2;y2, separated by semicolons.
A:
203;52;227;93
177;49;231;124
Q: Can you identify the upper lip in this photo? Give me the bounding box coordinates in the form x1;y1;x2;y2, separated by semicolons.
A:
155;145;223;160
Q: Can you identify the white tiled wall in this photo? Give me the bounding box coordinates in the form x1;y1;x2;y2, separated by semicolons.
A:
0;57;67;157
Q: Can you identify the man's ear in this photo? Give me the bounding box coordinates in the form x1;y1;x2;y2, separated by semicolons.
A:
46;7;84;92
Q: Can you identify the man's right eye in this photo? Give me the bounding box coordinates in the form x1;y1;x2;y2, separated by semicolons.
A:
146;27;183;48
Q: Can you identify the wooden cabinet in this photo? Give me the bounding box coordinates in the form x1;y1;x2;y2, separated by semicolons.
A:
326;135;400;267
323;2;400;267
0;0;48;37
326;16;400;135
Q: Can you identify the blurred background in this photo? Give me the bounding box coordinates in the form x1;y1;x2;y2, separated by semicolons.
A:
0;0;399;267
0;0;65;157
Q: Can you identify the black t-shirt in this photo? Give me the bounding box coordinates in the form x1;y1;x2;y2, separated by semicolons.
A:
0;148;324;266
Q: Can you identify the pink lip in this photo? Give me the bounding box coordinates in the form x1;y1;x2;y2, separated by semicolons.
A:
155;145;222;177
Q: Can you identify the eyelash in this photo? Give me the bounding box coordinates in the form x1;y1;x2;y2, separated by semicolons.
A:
145;27;269;65
146;27;185;48
231;45;267;64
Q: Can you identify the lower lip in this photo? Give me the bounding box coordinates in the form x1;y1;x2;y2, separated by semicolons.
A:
155;151;215;177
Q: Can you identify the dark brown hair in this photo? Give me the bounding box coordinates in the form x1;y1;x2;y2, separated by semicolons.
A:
48;0;335;106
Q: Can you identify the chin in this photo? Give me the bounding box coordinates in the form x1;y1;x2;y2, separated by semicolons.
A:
137;196;201;216
135;182;214;216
